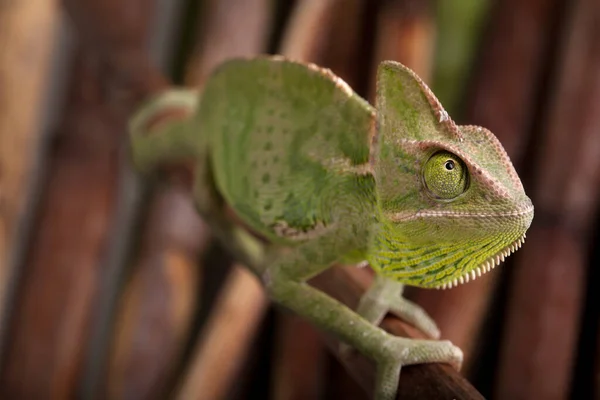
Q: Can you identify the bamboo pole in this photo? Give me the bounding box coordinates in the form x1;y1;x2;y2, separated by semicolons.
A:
0;52;123;398
175;267;267;400
0;0;59;361
279;0;366;88
59;1;169;398
367;0;436;102
106;184;209;399
496;0;600;398
431;0;492;115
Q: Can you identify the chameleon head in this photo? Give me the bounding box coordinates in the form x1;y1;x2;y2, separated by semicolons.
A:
370;61;534;289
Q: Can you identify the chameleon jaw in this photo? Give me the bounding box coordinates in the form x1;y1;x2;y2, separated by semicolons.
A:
434;233;527;290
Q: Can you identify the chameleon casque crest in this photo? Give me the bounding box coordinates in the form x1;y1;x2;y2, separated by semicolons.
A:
129;56;533;400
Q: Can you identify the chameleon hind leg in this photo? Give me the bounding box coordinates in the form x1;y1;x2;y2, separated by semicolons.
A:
128;89;201;173
129;89;265;271
355;274;440;339
262;225;462;400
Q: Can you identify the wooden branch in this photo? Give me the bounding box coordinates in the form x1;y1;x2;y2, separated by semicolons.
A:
496;0;600;398
311;266;484;399
407;0;561;372
0;0;58;362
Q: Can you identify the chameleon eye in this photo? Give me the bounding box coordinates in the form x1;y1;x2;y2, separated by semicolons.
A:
423;151;468;200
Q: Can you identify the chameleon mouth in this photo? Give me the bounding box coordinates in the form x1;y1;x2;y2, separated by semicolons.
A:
434;233;526;290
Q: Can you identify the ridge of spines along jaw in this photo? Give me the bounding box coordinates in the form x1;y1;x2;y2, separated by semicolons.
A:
435;234;527;290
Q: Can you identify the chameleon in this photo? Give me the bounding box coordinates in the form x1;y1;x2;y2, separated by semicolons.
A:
128;55;534;399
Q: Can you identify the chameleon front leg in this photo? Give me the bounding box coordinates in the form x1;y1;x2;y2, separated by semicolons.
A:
356;274;441;339
262;232;462;400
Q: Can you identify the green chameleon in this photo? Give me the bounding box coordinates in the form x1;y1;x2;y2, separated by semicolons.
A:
129;56;534;399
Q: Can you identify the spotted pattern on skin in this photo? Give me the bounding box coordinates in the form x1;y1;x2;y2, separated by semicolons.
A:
272;220;332;241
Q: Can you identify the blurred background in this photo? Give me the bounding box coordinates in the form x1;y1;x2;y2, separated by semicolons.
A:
0;0;599;399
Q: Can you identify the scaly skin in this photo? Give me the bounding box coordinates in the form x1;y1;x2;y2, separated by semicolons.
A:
128;56;533;400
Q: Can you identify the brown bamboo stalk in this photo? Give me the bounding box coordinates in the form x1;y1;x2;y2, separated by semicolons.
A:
106;184;209;399
169;1;274;399
327;356;369;400
597;338;600;399
101;0;208;395
175;266;267;400
496;0;600;398
406;0;561;370
184;0;272;86
0;53;123;398
271;313;327;400
52;1;169;397
367;0;436;102
279;0;366;87
63;0;168;115
0;0;58;360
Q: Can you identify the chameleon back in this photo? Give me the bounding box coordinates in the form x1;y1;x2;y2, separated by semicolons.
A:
195;57;377;245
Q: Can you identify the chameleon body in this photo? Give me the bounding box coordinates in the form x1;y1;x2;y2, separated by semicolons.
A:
129;56;534;399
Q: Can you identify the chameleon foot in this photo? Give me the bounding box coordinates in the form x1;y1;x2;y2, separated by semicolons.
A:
375;336;463;400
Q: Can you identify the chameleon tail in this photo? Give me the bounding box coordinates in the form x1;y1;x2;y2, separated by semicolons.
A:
128;88;201;174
